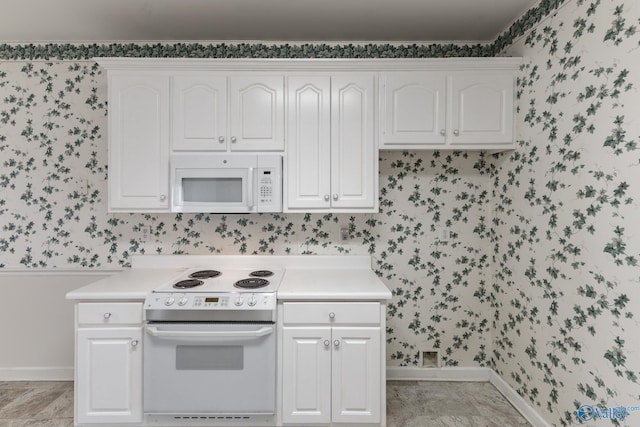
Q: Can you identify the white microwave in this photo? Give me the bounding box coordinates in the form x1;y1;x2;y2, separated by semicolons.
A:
170;154;282;213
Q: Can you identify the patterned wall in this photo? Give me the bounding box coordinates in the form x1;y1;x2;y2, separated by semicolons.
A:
496;0;640;425
1;0;639;425
0;59;496;369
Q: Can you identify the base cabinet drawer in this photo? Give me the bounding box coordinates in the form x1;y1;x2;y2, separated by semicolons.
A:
283;302;380;325
77;302;143;325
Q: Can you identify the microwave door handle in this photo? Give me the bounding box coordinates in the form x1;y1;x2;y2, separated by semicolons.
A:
146;325;273;339
247;167;255;210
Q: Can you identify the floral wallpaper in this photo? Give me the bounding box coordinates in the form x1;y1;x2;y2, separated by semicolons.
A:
0;58;496;370
1;0;639;425
495;0;640;425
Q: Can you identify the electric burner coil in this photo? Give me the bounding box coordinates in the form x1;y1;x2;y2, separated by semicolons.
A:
234;278;269;289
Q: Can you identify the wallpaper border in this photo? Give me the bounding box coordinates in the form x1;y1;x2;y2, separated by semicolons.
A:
0;42;494;60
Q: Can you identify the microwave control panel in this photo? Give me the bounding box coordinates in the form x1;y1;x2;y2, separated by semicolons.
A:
256;155;282;212
258;169;275;205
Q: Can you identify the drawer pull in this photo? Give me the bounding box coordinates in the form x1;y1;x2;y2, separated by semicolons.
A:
131;340;139;348
103;312;112;319
328;312;336;319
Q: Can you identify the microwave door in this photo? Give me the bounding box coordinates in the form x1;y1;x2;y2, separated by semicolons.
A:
173;168;256;213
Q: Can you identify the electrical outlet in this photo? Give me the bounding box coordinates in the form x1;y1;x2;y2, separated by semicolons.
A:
438;226;450;242
141;226;151;241
340;226;349;241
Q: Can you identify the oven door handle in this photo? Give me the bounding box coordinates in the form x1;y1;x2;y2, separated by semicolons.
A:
145;325;274;339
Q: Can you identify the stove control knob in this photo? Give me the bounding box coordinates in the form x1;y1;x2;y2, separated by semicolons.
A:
164;296;175;306
178;296;188;306
248;295;257;306
234;296;244;306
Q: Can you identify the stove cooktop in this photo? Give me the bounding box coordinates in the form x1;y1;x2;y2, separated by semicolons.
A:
154;267;285;294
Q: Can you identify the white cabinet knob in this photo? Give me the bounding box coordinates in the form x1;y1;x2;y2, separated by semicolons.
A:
159;194;167;202
329;312;335;319
453;129;460;136
333;340;340;347
103;312;112;319
324;194;330;202
332;194;338;201
218;136;225;143
440;129;446;136
231;136;237;143
324;340;330;347
131;340;139;348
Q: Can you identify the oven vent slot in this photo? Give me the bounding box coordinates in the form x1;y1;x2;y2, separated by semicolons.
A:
173;416;251;419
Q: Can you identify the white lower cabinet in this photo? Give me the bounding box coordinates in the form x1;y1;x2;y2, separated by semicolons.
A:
281;302;383;425
75;303;143;425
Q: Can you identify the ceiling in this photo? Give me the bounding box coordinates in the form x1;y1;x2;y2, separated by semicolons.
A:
2;0;538;44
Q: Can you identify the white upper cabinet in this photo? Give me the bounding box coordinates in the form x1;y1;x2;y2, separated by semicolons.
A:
172;75;227;151
285;74;377;212
286;76;332;210
173;74;284;152
380;67;515;150
381;72;447;146
108;74;170;211
97;58;520;212
331;74;376;210
229;76;285;151
450;72;514;146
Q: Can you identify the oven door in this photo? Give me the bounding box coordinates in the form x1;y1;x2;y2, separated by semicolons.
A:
144;322;275;416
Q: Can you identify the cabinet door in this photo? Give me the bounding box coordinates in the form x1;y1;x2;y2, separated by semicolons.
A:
229;76;284;151
173;75;227;151
109;74;170;210
331;74;376;209
331;327;381;424
76;327;143;424
450;73;514;145
282;327;332;424
381;72;446;146
285;76;331;210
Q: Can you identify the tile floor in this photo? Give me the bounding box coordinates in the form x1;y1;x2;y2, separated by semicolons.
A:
0;380;531;426
386;381;532;426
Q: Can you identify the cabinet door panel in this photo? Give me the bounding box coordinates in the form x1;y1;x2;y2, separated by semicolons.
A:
286;76;331;209
381;73;446;146
76;327;142;424
331;74;376;209
450;73;513;145
173;75;227;151
332;327;381;423
282;327;331;424
230;76;284;151
109;75;169;210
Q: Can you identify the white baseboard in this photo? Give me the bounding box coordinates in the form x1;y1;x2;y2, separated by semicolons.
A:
489;370;551;427
386;366;551;427
387;366;491;381
0;367;74;381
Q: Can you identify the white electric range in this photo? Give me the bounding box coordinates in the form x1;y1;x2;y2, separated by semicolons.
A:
142;263;285;425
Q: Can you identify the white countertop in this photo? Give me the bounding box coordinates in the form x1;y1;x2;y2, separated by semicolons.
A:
65;268;186;300
278;268;391;300
65;256;392;302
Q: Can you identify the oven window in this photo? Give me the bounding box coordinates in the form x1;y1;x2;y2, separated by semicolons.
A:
182;178;242;203
176;345;244;370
